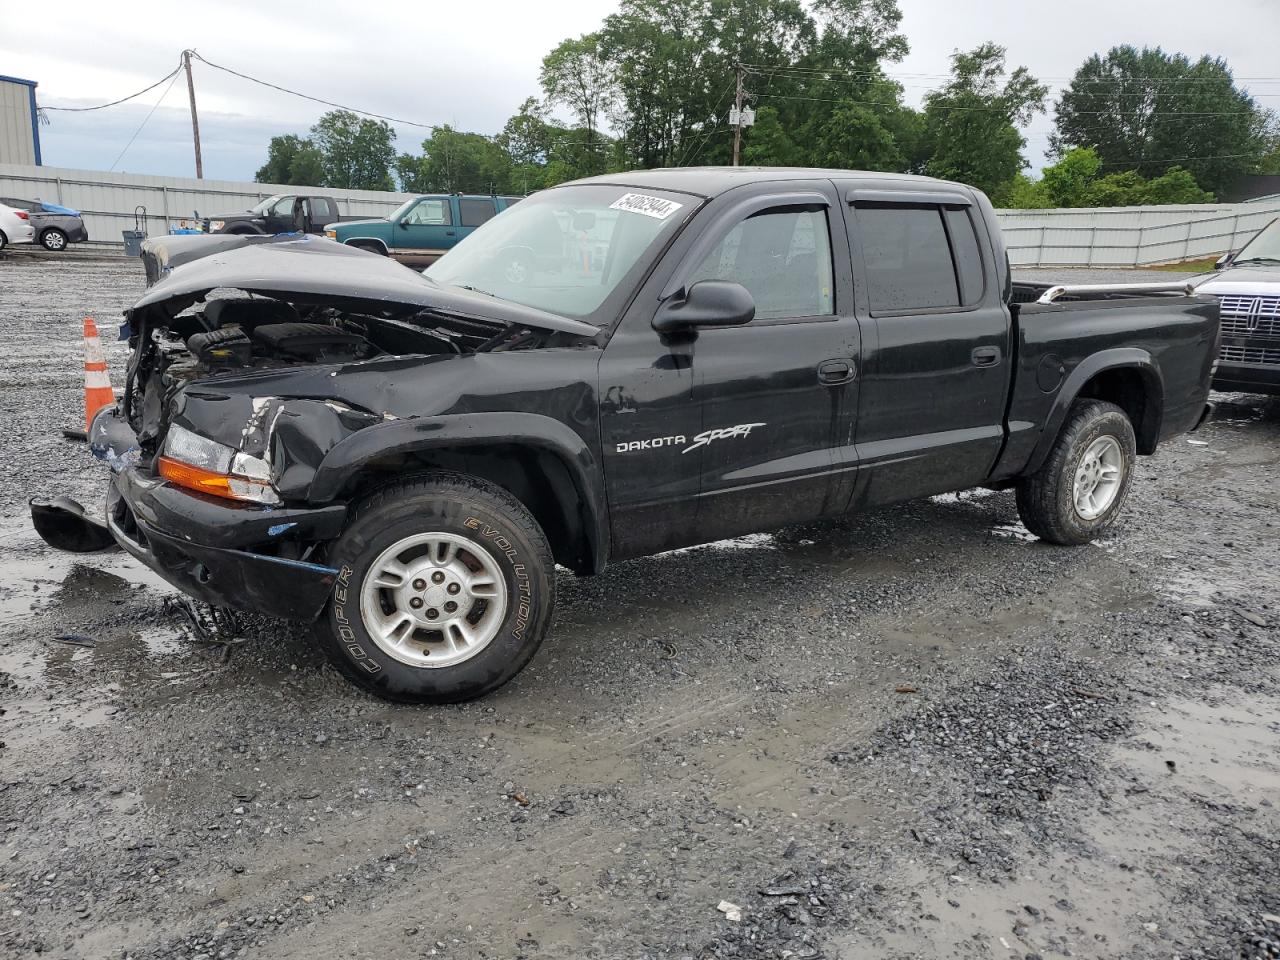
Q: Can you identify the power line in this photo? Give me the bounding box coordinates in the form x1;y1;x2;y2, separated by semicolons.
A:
189;51;439;129
109;68;182;171
741;62;1280;85
40;62;182;112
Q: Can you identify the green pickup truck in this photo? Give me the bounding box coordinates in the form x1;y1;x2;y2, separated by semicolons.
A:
325;194;522;263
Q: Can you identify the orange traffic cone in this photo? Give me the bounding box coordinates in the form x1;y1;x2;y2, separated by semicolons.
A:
82;316;115;434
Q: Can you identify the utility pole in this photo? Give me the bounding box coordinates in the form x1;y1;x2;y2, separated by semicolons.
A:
732;62;744;167
182;49;204;179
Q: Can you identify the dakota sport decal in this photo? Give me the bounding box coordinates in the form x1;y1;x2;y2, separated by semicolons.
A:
615;422;766;454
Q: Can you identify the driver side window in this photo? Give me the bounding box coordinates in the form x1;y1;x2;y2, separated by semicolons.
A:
270;196;296;218
686;207;834;321
404;199;450;226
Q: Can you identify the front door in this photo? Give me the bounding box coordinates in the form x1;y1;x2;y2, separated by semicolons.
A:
677;190;859;543
393;197;456;258
838;187;1012;507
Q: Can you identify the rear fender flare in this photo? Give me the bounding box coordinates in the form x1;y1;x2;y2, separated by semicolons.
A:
308;412;609;573
1027;348;1163;474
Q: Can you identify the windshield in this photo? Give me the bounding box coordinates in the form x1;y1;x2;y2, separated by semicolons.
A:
426;184;695;323
389;197;423;222
249;195;284;215
1233;218;1280;264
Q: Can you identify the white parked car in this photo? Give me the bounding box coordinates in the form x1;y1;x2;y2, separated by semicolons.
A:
0;201;36;250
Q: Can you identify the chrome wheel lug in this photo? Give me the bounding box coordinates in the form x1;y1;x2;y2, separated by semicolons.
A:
431;571;446;584
447;582;461;595
409;597;423;609
412;578;426;590
426;608;439;620
444;601;458;613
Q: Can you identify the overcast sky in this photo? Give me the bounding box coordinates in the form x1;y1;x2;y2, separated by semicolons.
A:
2;0;1277;184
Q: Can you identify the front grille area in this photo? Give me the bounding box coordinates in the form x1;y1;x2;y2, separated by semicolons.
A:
1219;343;1280;365
1217;294;1280;340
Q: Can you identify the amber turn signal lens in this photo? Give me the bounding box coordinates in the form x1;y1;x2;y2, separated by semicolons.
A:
157;456;270;503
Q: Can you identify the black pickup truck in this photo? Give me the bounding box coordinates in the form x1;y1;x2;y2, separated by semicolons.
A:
205;194;362;236
31;169;1218;704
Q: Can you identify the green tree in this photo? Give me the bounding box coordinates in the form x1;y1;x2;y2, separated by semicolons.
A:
1053;46;1268;195
255;134;324;186
921;43;1047;197
540;35;615;174
1039;146;1102;207
741;106;801;165
992;173;1050;209
808;100;904;170
310;110;397;191
396;125;513;194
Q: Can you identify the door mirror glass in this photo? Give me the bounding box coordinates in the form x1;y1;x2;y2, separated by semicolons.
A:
652;280;755;333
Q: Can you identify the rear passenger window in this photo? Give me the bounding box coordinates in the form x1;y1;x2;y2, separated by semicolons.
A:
856;205;959;312
459;199;498;227
945;207;984;305
687;207;834;320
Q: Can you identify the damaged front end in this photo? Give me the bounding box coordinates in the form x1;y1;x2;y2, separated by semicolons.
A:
32;234;597;620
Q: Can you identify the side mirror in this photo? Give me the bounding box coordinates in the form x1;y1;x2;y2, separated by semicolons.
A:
1215;251;1235;270
653;280;755;333
398;220;410;229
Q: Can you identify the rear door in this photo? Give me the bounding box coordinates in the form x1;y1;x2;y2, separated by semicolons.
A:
458;197;500;242
838;184;1011;507
392;197;456;258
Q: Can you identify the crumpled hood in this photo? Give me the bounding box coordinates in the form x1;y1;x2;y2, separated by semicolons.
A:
133;233;599;338
1193;264;1280;296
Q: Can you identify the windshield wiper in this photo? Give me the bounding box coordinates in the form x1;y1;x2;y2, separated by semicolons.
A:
1232;257;1280;265
454;283;499;298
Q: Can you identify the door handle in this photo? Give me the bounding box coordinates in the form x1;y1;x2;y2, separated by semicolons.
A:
971;346;1002;368
446;230;456;236
817;358;856;385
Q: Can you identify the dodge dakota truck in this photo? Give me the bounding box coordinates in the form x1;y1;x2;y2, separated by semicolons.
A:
30;168;1218;704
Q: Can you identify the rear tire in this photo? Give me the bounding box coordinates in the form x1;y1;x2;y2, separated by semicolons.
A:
315;473;555;704
1015;400;1136;545
40;228;68;251
0;231;7;251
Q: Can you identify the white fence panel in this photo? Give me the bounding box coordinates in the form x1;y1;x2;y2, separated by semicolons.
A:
996;202;1280;267
0;162;412;248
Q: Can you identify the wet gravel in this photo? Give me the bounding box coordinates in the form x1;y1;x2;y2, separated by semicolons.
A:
1;255;1278;960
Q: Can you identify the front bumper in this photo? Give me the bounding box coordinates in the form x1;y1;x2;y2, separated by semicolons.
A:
32;459;349;621
1213;360;1280;396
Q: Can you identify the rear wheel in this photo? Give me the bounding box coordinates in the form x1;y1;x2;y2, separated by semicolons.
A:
1016;399;1136;545
40;228;68;251
0;231;7;251
315;473;555;703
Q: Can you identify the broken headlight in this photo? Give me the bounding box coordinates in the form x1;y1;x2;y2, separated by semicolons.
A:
157;424;280;506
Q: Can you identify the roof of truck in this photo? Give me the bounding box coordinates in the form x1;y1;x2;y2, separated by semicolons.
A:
565;166;972;199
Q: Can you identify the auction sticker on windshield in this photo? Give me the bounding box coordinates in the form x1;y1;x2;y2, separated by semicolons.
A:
610;193;684;220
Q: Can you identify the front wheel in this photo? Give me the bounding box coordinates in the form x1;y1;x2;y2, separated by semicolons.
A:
0;231;7;251
315;473;556;703
1016;399;1137;545
40;228;68;251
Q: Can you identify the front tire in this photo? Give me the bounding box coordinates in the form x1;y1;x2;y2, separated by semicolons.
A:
1016;400;1137;545
316;473;555;703
40;228;68;251
0;231;7;251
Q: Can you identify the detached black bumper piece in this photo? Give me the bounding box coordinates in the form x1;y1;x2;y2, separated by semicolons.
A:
30;470;349;621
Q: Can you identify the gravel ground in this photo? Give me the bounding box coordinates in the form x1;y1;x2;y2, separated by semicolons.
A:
1;257;1277;960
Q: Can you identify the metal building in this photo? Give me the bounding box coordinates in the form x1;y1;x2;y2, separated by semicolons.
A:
0;75;41;166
